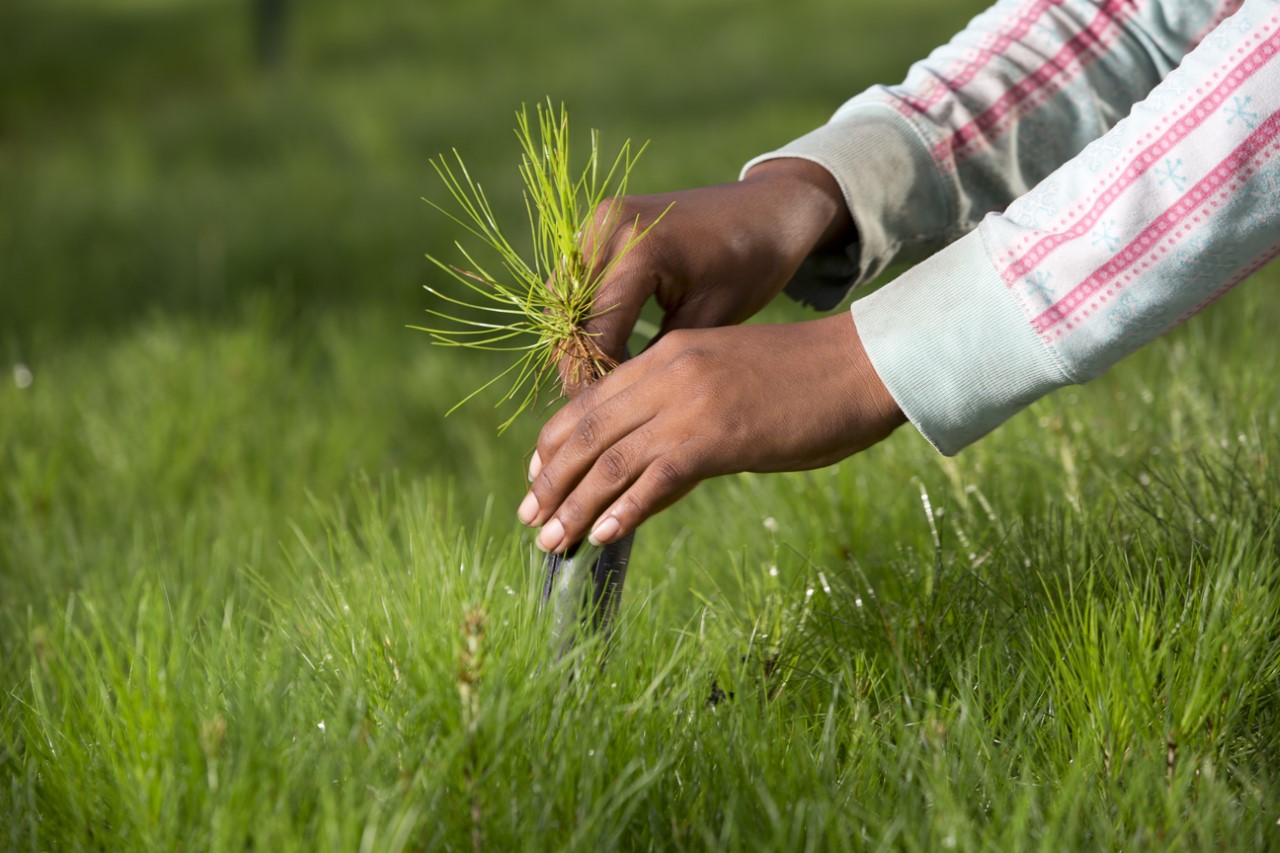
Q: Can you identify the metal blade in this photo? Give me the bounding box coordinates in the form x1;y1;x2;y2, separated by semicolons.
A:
541;531;634;656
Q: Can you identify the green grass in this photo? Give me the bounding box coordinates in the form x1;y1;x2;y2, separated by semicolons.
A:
3;0;1280;849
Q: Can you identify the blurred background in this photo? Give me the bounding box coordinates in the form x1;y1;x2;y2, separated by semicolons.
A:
0;0;988;599
1;0;988;342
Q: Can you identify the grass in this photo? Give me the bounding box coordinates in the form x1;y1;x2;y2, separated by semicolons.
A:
3;0;1280;849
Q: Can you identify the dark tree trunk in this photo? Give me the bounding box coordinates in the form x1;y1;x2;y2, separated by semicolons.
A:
252;0;289;71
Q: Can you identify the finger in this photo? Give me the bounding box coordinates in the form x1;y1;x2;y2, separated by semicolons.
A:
532;425;655;553
649;288;763;349
526;382;655;528
574;201;662;366
555;259;656;395
537;353;649;460
583;449;705;549
520;355;648;521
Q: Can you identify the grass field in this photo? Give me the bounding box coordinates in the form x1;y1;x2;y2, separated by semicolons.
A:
3;0;1280;849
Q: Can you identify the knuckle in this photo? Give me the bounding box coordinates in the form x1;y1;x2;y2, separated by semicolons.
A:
597;446;631;485
592;196;617;221
535;429;557;458
540;402;580;450
631;424;656;452
532;468;559;500
614;491;646;524
658;328;691;350
556;495;587;529
575;411;604;451
668;343;713;376
591;197;626;235
650;456;685;490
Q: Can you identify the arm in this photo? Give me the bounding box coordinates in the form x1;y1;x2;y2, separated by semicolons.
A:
754;0;1244;307
578;2;1238;360
858;1;1280;453
579;1;1240;357
521;2;1279;550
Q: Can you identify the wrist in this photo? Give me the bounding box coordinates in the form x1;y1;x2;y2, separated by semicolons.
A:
741;157;856;258
820;312;906;447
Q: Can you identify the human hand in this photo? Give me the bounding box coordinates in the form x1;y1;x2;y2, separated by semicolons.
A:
570;158;853;376
519;313;904;553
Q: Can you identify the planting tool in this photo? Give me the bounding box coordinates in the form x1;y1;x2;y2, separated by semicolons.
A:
542;527;634;655
541;528;634;656
420;104;664;654
540;340;646;654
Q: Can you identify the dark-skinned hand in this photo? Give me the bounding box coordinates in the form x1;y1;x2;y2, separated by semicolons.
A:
520;313;905;552
565;158;855;377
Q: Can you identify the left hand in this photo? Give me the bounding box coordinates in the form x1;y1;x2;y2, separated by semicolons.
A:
551;158;855;389
517;313;905;553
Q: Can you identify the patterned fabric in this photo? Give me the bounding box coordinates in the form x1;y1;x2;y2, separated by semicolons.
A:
745;0;1278;454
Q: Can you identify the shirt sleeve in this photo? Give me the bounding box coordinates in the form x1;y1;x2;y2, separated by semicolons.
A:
854;1;1280;454
743;0;1243;308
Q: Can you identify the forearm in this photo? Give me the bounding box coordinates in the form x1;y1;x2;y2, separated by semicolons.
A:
741;158;855;256
858;3;1280;454
745;0;1240;306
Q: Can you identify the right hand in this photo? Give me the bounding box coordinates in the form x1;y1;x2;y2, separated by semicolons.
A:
568;157;854;380
523;313;903;553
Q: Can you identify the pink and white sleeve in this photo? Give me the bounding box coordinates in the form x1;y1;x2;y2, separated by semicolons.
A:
853;1;1280;453
746;0;1244;306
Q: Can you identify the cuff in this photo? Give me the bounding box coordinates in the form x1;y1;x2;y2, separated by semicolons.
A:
851;229;1073;455
742;102;952;306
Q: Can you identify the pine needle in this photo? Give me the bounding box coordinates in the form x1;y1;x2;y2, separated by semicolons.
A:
418;100;668;432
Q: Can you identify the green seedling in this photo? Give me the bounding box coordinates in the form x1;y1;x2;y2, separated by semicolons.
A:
419;101;668;648
416;100;668;432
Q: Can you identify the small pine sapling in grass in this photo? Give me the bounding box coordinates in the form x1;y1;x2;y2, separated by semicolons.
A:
417;101;669;651
416;100;667;432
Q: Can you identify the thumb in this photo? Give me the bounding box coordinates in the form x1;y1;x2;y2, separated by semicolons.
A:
575;256;656;370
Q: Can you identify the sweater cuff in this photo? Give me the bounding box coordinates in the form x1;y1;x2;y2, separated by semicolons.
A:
851;230;1072;455
743;103;952;306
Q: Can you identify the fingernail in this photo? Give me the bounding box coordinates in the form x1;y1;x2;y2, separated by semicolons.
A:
527;450;542;483
588;516;620;547
517;492;539;526
537;518;565;553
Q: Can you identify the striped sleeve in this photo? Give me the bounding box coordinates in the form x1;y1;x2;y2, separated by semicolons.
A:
855;1;1280;453
744;0;1244;308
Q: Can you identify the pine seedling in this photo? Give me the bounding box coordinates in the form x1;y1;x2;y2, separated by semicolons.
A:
416;101;667;431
